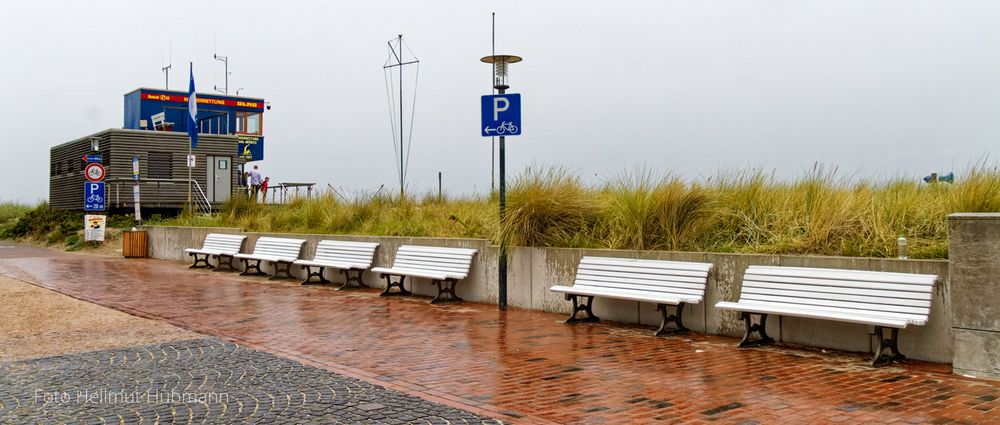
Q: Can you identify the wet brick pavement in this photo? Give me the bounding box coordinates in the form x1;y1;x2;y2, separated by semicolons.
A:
1;244;999;424
0;337;499;424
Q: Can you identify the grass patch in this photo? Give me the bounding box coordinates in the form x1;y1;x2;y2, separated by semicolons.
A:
153;164;1000;259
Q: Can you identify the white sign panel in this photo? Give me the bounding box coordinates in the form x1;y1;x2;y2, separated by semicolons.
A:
84;215;106;242
187;154;196;168
133;185;142;222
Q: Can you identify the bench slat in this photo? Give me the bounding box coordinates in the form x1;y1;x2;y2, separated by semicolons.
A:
716;301;913;328
748;266;937;286
743;279;933;301
738;292;930;317
551;285;701;304
572;277;705;294
741;284;932;308
580;257;713;273
743;274;936;296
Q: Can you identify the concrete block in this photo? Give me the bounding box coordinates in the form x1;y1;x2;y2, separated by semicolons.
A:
706;253;779;337
948;214;1000;331
953;328;1000;379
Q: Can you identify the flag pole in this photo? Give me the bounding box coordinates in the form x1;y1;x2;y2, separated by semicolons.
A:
187;62;194;214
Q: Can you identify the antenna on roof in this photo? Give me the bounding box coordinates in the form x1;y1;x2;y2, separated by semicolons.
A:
213;40;230;95
161;41;172;90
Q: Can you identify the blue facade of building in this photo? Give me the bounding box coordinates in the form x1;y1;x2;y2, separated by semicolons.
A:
123;88;266;161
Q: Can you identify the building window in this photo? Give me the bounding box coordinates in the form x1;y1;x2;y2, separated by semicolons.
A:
147;152;173;179
236;111;262;135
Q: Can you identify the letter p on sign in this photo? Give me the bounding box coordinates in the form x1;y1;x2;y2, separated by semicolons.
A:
493;97;509;121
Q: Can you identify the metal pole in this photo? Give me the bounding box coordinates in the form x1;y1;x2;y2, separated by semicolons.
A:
399;34;405;199
187;139;192;213
438;171;442;200
491;13;496;192
498;85;507;311
224;58;229;95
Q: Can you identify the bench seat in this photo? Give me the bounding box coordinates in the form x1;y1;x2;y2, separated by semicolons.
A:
184;233;246;270
371;245;477;303
235;237;307;279
549;256;713;336
715;265;937;367
292;240;379;288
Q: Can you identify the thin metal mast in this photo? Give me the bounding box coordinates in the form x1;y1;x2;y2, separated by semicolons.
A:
383;35;419;198
491;13;496;192
162;42;171;89
398;34;404;197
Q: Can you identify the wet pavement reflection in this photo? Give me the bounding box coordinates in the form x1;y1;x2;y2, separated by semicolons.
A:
1;245;997;424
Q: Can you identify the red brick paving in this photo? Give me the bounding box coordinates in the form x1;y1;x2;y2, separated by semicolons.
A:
1;245;999;424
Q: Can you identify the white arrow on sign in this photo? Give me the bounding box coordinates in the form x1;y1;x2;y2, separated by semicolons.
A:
483;126;497;134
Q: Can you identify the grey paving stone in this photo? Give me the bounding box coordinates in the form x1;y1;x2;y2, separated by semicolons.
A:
0;338;501;424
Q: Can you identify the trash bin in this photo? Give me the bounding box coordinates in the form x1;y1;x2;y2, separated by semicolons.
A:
122;230;148;258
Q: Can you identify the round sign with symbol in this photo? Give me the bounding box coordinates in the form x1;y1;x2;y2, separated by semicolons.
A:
84;163;106;182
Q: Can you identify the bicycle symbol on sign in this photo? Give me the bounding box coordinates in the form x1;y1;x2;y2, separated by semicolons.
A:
483;121;519;135
87;194;103;203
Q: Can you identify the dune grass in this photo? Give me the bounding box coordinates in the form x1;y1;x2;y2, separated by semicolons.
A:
167;165;1000;259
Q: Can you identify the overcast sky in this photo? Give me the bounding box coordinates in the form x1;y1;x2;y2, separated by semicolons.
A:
2;1;999;203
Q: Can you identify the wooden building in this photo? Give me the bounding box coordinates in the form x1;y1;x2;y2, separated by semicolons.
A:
50;129;245;211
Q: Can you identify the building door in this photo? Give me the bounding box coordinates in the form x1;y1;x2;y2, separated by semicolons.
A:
205;156;232;202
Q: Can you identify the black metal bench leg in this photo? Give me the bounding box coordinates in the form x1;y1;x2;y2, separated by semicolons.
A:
564;294;600;323
429;278;462;304
337;269;367;291
189;253;213;269
871;326;905;367
240;259;266;276
654;303;689;336
738;312;775;348
300;266;331;285
379;274;411;296
269;261;295;280
212;255;237;272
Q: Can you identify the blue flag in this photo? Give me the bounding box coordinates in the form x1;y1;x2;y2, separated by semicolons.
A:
187;63;198;148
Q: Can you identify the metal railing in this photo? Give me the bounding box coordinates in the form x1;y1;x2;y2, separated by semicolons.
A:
107;178;213;214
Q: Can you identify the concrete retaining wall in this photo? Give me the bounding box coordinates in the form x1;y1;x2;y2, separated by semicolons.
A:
143;226;952;363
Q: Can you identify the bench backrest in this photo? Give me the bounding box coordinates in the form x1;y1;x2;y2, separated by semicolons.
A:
391;245;478;279
250;236;306;259
312;240;379;267
573;256;713;302
201;233;246;253
739;266;938;325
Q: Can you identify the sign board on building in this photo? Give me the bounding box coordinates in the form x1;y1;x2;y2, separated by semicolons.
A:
81;154;102;163
132;156;140;180
481;94;522;137
84;215;106;242
84;182;105;211
84;163;106;182
237;135;265;161
187;154;196;168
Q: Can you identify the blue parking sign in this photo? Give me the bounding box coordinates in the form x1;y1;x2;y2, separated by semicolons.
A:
481;94;521;137
84;182;105;211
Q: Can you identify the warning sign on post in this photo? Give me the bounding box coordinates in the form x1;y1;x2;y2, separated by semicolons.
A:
84;215;106;242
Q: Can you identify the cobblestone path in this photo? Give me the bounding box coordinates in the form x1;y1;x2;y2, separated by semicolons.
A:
0;338;500;424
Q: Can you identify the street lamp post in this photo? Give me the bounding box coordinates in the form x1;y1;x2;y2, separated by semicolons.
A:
481;54;522;311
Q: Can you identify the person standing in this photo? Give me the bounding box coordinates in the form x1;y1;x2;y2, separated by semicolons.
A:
261;177;270;204
242;171;252;199
249;165;263;201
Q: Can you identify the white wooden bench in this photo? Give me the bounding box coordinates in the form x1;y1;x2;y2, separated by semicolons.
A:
293;240;380;289
370;245;478;304
234;236;307;279
183;233;246;270
549;256;714;336
715;265;938;367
